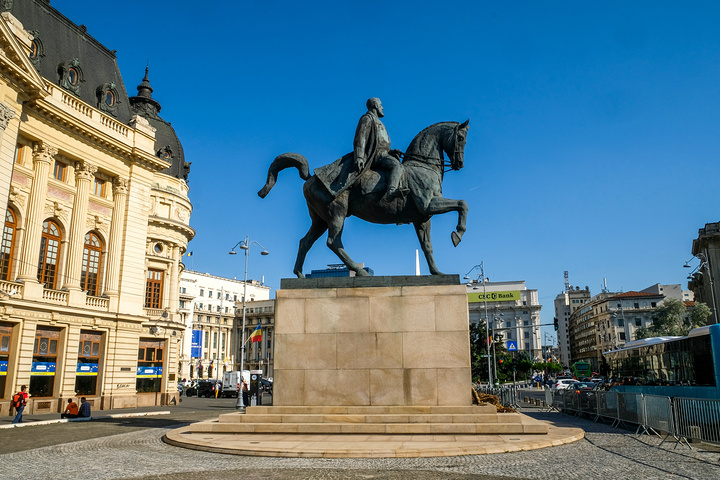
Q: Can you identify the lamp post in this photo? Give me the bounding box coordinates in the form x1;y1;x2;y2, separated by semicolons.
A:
229;236;269;411
464;263;491;386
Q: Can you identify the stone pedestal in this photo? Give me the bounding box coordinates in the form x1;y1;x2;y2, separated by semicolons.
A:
273;275;471;406
165;276;577;458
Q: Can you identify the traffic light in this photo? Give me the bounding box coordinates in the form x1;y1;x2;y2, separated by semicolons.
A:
554;317;559;331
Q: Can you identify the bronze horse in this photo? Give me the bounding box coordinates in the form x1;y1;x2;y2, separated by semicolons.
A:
258;120;469;277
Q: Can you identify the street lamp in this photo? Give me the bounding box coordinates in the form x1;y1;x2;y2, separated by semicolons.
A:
229;236;269;412
464;263;492;386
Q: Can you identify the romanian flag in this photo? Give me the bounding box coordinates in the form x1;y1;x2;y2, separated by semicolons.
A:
186;251;193;257
249;324;262;343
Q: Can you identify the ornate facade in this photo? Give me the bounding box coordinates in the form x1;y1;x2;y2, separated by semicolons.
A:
178;271;271;380
0;2;193;414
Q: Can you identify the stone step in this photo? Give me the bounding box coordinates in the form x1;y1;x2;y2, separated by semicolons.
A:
245;405;497;415
186;421;549;435
218;412;520;424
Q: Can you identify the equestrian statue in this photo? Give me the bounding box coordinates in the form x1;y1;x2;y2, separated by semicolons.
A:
258;97;470;278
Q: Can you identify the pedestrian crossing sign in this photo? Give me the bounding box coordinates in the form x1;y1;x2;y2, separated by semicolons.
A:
507;340;518;351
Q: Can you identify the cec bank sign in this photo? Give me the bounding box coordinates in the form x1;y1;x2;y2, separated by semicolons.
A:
467;291;521;303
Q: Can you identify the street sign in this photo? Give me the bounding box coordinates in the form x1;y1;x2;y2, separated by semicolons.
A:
507;340;518;352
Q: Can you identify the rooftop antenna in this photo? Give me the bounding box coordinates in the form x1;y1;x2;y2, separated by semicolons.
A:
601;277;609;293
415;249;420;276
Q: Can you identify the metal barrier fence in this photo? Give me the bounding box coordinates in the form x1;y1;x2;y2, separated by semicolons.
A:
477;385;520;409
543;388;720;448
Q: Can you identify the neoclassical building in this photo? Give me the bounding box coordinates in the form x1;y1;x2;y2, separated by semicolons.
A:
466;280;543;359
0;1;193;414
178;271;271;380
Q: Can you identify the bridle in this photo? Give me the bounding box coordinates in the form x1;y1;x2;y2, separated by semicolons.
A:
401;127;464;173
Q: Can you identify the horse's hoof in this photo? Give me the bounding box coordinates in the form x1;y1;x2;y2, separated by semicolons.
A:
451;231;462;247
294;271;305;279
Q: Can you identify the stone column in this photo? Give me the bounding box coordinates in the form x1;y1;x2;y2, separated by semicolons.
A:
168;244;181;318
17;143;56;282
103;178;128;297
0;102;17;214
63;161;96;290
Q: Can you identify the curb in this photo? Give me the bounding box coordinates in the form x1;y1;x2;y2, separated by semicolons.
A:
0;410;172;429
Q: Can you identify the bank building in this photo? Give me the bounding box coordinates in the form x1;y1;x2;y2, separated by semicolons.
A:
0;1;193;414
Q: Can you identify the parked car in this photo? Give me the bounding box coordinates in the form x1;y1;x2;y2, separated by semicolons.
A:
186;379;216;397
553;379;579;390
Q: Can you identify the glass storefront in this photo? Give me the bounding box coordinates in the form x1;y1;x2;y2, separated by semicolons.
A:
30;327;60;397
0;322;12;398
76;330;102;395
136;339;164;393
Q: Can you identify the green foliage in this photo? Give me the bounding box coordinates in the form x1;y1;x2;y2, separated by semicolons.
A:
634;299;712;339
690;302;712;329
469;321;490;382
546;361;563;374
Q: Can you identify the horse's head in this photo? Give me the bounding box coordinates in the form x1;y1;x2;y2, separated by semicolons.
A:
447;120;469;171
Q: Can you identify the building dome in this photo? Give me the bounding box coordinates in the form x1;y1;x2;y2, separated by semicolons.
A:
129;68;191;181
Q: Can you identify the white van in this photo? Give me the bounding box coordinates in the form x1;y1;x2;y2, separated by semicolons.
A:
221;370;250;397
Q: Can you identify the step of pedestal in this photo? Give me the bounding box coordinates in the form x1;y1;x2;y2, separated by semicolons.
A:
217;412;520;425
244;405;498;415
186;421;548;435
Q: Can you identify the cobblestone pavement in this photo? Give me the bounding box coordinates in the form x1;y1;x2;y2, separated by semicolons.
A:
2;399;720;480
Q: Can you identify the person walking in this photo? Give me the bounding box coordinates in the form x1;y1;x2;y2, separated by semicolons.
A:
11;385;29;424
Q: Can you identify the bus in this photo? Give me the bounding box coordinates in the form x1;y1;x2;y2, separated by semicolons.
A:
602;324;720;399
571;361;592;380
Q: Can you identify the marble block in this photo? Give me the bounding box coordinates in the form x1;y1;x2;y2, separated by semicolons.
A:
273;277;470;406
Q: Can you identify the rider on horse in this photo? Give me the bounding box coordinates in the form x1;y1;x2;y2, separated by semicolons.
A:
314;98;406;199
354;98;406;199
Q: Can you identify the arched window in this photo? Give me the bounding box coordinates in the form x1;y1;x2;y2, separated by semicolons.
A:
38;220;62;289
0;210;17;281
81;233;103;296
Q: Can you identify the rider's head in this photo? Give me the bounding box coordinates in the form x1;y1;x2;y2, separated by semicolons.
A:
367;97;384;118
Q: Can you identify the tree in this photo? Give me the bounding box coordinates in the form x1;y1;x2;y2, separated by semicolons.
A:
469;321;490;382
635;298;712;339
689;302;712;330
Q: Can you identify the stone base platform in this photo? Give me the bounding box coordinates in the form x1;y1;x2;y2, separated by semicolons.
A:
164;405;585;457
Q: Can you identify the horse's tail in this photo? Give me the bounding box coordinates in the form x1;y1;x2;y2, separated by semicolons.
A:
258;153;311;198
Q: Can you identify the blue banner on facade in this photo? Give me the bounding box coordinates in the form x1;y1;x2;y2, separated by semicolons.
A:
0;360;7;376
31;362;56;375
136;366;162;378
76;363;99;376
191;329;202;358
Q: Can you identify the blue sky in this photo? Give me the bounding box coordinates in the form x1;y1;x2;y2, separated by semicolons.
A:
53;1;720;343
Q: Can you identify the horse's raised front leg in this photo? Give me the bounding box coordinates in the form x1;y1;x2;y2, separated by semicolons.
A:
294;209;328;278
417;197;468;247
325;196;369;276
414;219;443;275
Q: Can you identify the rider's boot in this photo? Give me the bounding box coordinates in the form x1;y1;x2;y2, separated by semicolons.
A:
385;164;408;200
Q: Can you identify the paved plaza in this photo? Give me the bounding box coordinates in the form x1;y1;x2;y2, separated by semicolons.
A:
2;394;720;480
